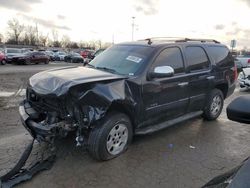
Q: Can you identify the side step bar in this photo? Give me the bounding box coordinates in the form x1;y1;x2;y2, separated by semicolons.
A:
135;111;203;135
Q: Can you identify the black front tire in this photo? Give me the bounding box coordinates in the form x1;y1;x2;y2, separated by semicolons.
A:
203;89;224;121
1;59;6;65
88;112;133;161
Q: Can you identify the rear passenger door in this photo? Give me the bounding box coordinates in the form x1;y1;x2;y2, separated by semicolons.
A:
184;46;212;112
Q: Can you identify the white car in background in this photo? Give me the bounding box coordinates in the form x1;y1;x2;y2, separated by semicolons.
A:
235;55;250;69
238;68;250;89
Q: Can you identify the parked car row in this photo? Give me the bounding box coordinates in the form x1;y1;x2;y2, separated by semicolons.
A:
0;47;106;65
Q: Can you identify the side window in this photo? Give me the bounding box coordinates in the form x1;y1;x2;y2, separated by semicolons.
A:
185;46;209;72
153;47;184;74
207;46;231;67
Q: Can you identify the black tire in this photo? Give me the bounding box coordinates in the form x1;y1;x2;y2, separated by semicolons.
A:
1;59;6;65
88;112;133;161
45;59;49;64
203;89;224;121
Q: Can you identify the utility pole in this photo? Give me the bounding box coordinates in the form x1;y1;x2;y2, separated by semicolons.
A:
132;16;135;41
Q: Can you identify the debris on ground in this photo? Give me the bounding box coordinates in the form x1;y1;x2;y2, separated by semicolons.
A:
189;145;196;149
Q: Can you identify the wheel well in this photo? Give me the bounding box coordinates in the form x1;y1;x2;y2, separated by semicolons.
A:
107;103;135;130
215;84;228;99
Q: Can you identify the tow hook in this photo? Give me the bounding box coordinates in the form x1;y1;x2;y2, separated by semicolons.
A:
0;139;56;188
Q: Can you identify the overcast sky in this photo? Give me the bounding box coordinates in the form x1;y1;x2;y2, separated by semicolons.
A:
1;0;250;48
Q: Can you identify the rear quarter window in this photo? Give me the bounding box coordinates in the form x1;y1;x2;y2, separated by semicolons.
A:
207;46;233;67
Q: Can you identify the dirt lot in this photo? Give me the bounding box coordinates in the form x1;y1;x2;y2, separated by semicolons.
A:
0;63;250;188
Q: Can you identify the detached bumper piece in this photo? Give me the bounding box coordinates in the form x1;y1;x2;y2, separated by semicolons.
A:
0;139;56;188
19;100;58;141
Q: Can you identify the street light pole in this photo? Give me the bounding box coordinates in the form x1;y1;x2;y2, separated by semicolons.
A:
132;17;135;41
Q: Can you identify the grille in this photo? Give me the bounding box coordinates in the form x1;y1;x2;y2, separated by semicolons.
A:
26;88;66;118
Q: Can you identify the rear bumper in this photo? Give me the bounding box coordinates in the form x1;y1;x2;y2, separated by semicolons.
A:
19;100;58;140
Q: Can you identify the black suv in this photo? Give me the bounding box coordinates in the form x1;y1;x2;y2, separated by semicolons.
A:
19;38;236;160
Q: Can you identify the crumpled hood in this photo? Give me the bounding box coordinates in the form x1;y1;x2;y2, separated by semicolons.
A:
29;66;125;96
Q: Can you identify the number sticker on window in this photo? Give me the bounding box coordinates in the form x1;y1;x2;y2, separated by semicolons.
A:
126;56;142;63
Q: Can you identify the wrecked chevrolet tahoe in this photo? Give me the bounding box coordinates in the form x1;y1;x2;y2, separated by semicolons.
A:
19;38;236;161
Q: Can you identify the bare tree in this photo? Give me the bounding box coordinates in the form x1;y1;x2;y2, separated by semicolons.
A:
51;29;59;42
95;40;102;49
0;33;3;43
26;25;37;45
78;41;87;48
39;33;49;47
7;18;24;44
61;35;71;48
22;33;30;45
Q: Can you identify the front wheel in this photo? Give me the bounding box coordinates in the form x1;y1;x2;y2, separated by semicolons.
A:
1;59;6;65
203;89;224;120
88;112;133;161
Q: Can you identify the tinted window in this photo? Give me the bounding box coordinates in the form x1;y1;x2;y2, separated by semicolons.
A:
207;46;230;66
153;47;184;74
186;46;209;72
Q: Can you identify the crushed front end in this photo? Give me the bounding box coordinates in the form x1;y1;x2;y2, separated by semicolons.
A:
19;87;76;142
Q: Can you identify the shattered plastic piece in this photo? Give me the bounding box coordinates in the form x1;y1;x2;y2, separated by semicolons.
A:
189;145;195;149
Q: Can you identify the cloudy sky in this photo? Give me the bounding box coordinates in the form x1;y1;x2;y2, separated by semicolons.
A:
1;0;250;48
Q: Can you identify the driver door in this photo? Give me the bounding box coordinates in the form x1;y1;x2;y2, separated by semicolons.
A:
141;47;189;126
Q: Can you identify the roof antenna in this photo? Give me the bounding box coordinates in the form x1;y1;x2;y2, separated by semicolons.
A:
145;38;152;45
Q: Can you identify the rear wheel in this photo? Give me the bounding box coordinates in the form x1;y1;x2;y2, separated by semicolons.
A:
45;59;49;64
88;112;133;161
203;89;224;120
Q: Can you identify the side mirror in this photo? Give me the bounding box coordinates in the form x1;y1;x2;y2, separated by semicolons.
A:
227;96;250;124
148;66;174;80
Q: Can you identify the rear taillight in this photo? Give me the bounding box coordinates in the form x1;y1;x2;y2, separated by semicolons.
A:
248;59;250;64
234;63;238;81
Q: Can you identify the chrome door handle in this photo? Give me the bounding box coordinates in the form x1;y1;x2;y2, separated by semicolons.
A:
206;76;215;80
178;82;189;86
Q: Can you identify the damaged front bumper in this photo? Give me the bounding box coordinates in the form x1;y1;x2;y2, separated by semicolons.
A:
19;100;61;141
239;78;250;88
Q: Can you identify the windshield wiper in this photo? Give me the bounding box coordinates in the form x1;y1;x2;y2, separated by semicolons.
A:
95;66;118;74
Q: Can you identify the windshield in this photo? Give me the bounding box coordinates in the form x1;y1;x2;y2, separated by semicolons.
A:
89;45;153;75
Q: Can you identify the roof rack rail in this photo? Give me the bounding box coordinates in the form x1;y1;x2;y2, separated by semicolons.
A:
176;38;220;44
138;37;186;45
138;37;220;45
